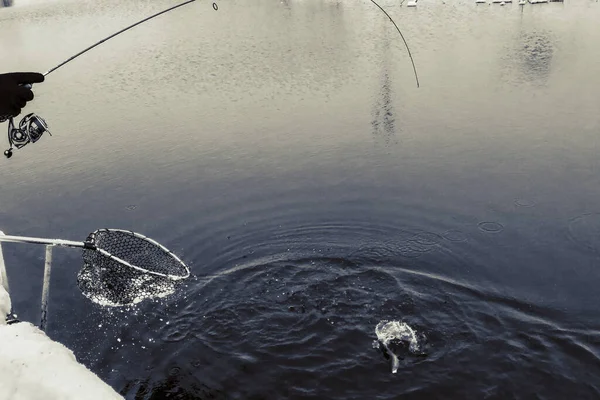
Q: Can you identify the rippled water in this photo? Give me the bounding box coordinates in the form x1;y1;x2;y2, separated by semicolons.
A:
1;0;600;398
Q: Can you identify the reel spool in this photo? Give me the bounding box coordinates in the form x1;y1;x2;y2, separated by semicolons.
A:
3;113;51;159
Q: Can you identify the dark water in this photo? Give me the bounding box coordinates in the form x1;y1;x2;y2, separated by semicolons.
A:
1;0;600;398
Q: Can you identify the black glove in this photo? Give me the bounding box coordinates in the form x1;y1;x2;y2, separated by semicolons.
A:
0;72;45;119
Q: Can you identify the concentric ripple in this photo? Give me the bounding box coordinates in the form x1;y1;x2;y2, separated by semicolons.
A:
478;221;505;233
567;213;600;253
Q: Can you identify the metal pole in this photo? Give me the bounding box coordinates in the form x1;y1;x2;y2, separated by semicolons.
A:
0;230;10;294
0;234;88;248
40;245;53;332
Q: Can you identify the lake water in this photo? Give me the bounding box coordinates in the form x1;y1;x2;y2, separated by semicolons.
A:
1;0;600;398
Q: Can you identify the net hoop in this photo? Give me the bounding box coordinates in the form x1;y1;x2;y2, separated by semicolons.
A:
86;229;190;280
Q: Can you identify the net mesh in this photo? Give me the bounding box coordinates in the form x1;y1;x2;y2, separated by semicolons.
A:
77;230;188;307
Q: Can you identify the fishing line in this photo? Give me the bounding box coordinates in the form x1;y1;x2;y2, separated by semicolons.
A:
370;0;420;89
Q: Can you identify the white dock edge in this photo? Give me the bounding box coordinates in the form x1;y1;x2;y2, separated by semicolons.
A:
0;231;124;400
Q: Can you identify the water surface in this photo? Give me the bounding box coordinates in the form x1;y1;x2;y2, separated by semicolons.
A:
1;0;600;398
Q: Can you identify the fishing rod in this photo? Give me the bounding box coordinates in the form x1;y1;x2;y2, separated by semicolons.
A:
1;0;419;159
1;0;205;158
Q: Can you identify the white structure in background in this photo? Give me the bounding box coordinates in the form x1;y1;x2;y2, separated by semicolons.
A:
529;0;548;3
407;0;418;7
0;231;124;400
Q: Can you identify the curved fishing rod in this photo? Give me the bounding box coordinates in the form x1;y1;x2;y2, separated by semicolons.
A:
43;0;418;87
44;0;416;83
2;0;420;158
369;0;420;88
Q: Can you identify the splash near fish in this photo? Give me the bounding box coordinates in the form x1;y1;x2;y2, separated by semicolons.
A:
373;320;425;373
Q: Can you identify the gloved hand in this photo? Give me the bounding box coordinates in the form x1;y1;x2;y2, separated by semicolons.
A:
0;72;44;120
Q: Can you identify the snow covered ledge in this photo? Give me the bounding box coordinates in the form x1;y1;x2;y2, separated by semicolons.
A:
0;233;124;400
0;285;9;325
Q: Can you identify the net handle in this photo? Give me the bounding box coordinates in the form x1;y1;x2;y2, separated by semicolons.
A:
0;234;92;249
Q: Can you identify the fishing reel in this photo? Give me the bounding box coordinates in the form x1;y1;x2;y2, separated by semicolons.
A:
1;113;51;159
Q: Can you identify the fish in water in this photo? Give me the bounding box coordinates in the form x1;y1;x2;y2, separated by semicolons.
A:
373;320;423;373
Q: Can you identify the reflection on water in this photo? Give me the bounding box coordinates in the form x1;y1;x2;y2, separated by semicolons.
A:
371;21;398;147
518;30;555;84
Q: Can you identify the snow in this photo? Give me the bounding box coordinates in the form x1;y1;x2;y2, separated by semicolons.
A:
0;286;124;400
0;285;9;326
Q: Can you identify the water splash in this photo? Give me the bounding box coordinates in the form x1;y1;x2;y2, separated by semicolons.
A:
78;266;177;307
373;320;421;373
